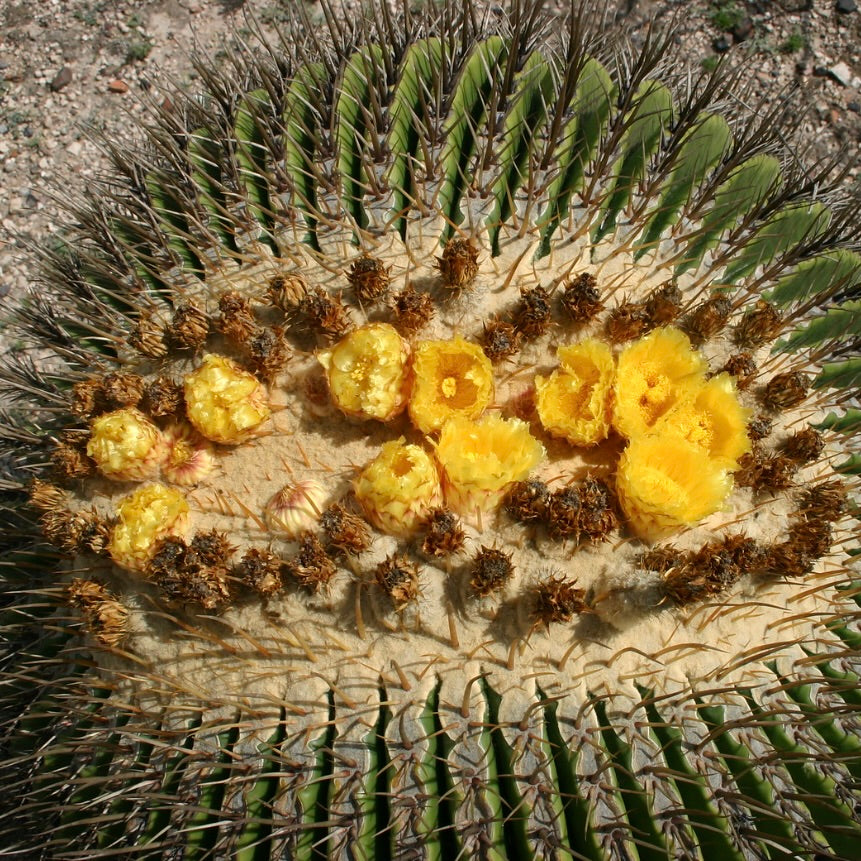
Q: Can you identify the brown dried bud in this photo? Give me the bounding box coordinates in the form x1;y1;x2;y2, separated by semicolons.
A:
532;575;587;626
142;376;185;417
169;303;210;350
29;478;67;514
797;481;846;523
577;477;618;542
734;301;782;349
267;273;308;311
759;371;809;412
560;273;603;323
481;318;521;363
284;531;336;592
513;286;552;340
235;548;283;596
718;353;757;390
546;487;581;540
348;255;391;302
131;315;168;359
149;536;231;611
246;326;290;381
67;579;129;648
299;288;352;340
51;436;95;482
747;414;773;441
216;291;257;344
437;238;479;289
420;508;465;558
684;295;731;344
780;428;824;464
70;379;106;419
605;301;649;344
470;546;514;597
102;371;145;409
390;285;435;336
643;282;683;328
735;450;796;492
639;546;682;574
504;479;550;523
375;554;420;610
190;530;236;566
320;503;371;556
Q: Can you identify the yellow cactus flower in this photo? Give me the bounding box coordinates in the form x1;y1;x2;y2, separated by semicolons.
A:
318;323;410;422
616;435;732;541
161;423;217;486
408;336;494;434
657;373;751;470
184;354;270;445
354;439;442;536
535;339;615;446
435;415;545;516
87;408;165;481
613;327;707;439
109;483;190;571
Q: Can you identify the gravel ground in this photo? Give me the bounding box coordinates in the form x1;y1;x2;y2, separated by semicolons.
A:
0;0;859;337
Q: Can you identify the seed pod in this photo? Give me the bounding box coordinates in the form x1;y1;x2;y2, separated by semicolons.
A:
718;353;757;390
216;291;257;344
639;546;683;574
70;378;106;419
28;478;68;514
320;503;371;556
480;318;521;362
747;414;773;441
299;287;352;340
375;554;420;610
735;300;782;349
131;314;168;359
142;376;185;418
546;486;581;540
759;371;809;412
559;273;603;323
348;255;390;302
246;326;290;382
190;529;236;567
780;428;824;464
683;295;731;344
644;282;683;328
513;286;552;340
735;450;796;492
168;302;210;350
419;508;465;558
266;273;308;312
469;546;514;597
504;479;550;523
389;284;434;336
284;531;336;592
67;579;129;648
531;575;587;626
577;477;618;542
148;535;231;611
51;436;95;482
797;481;846;523
437;237;479;289
605;301;648;343
101;372;145;409
235;548;283;596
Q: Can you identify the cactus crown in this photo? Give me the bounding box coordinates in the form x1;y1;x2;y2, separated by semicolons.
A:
1;1;860;857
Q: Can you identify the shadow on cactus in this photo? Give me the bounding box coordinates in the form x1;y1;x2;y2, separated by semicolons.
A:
2;1;860;857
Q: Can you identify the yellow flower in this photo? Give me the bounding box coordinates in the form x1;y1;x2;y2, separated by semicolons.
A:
535;339;615;446
657;373;751;470
184;354;270;444
318;323;410;422
613;327;707;439
109;483;190;571
435;415;545;516
616;435;732;541
408;336;494;434
354;439;442;536
87;408;165;481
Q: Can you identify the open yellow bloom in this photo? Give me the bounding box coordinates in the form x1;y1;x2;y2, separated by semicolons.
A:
87;408;165;481
318;323;410;421
613;327;706;439
109;483;190;571
435;415;545;516
354;439;442;536
184;354;270;444
408;336;494;434
616;435;732;540
657;373;751;470
535;339;615;446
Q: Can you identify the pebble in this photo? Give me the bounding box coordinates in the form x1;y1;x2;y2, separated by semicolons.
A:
828;62;853;86
713;35;731;53
732;17;754;43
836;0;857;13
49;66;72;92
848;101;861;113
107;79;129;94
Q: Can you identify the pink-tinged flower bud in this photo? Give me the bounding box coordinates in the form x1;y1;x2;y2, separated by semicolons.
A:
265;479;327;538
161;423;217;486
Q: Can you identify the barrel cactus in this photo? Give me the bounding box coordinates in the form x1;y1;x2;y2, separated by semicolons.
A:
2;1;860;858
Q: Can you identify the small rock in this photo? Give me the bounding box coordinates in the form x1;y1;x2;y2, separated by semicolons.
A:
713;35;731;53
49;65;72;92
107;79;129;94
829;62;853;87
732;16;754;43
836;0;857;13
68;140;83;156
848;100;861;113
